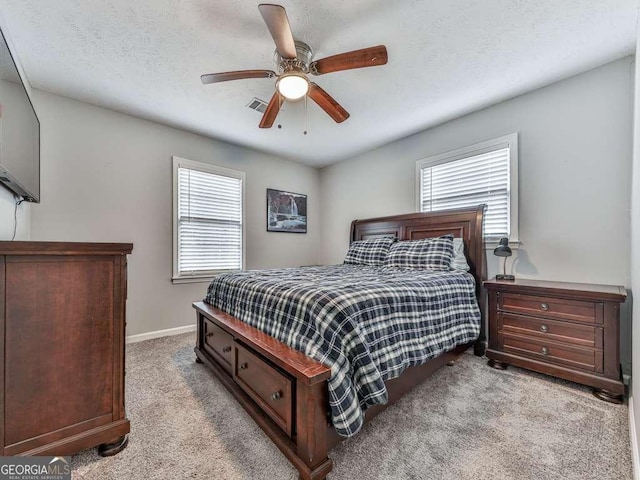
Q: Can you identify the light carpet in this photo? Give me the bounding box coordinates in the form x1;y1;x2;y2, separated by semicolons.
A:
71;333;632;479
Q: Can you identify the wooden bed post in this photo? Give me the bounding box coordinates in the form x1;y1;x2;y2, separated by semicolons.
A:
295;382;333;480
473;204;488;357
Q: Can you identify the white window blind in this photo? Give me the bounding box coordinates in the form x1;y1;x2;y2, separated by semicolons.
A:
417;134;518;242
176;164;243;276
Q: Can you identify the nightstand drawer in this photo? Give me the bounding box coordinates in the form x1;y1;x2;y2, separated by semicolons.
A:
499;293;598;324
500;313;601;349
502;333;602;373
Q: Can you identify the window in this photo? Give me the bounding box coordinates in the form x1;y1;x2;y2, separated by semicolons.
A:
172;157;245;283
415;133;518;244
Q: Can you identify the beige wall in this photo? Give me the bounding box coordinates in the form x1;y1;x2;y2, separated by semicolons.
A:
320;57;633;285
29;90;321;336
320;57;634;375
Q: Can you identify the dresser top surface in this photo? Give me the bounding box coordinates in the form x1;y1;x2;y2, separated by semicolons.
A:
0;241;133;255
484;278;626;302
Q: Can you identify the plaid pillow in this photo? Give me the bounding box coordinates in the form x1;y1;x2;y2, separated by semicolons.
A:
344;237;394;266
384;234;454;271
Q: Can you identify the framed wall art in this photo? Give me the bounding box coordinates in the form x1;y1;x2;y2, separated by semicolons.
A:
267;188;307;233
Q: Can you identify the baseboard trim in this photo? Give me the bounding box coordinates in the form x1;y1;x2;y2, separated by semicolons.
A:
126;324;196;344
630;396;640;480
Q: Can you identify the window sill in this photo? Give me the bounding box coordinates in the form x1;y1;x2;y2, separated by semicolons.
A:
172;268;242;284
484;240;521;250
171;276;216;285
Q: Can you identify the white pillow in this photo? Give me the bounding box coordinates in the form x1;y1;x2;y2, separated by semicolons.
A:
451;238;470;272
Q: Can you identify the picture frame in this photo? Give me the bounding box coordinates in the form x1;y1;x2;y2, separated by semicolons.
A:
267;188;307;233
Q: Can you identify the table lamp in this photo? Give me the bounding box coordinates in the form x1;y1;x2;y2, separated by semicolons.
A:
494;237;515;281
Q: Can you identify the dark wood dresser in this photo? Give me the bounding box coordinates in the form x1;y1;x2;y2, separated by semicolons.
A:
0;242;132;456
484;278;627;403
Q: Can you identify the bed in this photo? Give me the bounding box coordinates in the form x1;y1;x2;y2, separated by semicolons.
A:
193;206;486;480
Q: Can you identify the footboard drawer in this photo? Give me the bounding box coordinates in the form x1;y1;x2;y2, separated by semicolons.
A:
234;342;294;436
203;319;234;374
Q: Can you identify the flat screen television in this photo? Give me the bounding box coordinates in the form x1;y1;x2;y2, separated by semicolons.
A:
0;26;40;203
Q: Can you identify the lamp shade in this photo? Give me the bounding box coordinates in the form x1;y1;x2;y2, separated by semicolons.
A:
493;237;512;257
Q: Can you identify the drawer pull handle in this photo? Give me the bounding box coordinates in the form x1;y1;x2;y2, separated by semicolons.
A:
541;346;549;355
222;346;232;353
540;324;549;333
239;362;248;370
271;391;282;401
206;332;214;338
540;303;549;311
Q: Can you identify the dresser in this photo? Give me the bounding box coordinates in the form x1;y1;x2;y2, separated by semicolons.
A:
0;241;132;456
484;278;626;403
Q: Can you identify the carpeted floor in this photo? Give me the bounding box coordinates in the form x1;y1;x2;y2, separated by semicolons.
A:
71;333;632;480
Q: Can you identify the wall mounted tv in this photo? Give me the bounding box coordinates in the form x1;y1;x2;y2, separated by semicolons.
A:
0;26;40;203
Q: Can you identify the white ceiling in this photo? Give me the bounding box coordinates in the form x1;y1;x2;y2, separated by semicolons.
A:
0;1;637;167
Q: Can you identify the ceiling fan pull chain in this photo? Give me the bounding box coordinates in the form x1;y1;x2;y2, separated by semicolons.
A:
304;94;308;135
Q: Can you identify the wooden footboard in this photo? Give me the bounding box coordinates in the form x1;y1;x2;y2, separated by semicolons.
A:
194;302;472;480
194;302;333;480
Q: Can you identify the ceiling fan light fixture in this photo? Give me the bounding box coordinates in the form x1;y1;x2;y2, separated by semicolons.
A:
276;72;309;100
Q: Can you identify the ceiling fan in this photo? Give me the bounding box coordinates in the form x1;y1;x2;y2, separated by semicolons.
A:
200;4;388;128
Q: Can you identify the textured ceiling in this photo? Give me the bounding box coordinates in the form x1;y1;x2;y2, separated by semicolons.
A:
0;1;637;167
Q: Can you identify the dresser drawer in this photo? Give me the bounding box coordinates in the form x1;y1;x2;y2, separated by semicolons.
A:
203;319;234;374
499;293;599;324
502;333;603;373
500;313;601;349
234;342;294;436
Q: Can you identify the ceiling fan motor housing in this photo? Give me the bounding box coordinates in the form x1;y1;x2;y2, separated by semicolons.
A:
276;40;314;73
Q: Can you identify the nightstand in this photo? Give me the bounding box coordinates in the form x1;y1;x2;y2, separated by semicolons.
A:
484;278;627;403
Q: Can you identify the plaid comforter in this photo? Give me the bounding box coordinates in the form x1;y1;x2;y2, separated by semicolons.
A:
204;264;480;437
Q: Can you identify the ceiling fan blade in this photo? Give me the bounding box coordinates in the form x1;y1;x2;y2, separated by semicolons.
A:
307;83;350;123
258;4;297;60
310;45;388;75
201;70;276;84
259;91;283;128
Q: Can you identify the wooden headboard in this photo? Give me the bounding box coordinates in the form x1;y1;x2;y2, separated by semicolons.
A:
350;205;487;355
